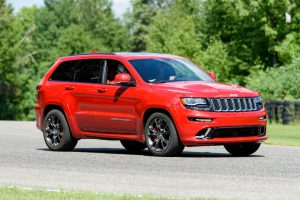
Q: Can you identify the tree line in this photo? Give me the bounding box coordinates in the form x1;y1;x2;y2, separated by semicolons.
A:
0;0;299;120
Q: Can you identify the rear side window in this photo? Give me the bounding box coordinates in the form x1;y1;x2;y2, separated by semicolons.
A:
75;59;102;84
50;60;77;82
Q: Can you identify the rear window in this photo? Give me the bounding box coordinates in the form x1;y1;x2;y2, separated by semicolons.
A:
74;59;102;84
50;60;77;82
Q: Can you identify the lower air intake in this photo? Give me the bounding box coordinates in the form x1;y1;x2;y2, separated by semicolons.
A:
196;126;266;139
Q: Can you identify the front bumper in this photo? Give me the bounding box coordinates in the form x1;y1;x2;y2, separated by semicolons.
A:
172;104;268;146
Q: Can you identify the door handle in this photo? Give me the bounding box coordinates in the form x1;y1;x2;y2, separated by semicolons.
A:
97;88;107;93
65;86;74;90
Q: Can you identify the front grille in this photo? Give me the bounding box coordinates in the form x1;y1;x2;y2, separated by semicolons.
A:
208;97;257;112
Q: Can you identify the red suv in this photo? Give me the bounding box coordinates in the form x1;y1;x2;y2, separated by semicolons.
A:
35;52;268;156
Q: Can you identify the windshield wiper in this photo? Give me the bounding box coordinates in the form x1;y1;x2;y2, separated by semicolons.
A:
156;81;168;83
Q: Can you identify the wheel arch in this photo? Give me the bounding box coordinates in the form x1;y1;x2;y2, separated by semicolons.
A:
43;104;65;119
143;108;173;127
142;107;182;142
42;104;76;137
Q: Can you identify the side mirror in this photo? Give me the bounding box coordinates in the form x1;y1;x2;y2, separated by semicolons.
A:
114;73;132;86
208;72;216;80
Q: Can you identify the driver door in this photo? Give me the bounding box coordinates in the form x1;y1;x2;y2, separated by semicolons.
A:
94;59;139;134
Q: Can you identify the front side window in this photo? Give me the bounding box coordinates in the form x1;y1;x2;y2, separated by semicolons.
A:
50;60;77;82
74;59;102;84
129;58;214;83
106;59;130;84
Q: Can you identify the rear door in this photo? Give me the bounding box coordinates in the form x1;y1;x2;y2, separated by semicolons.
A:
72;59;103;132
94;59;139;134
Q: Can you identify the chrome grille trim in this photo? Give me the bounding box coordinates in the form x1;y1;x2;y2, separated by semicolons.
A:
209;97;258;112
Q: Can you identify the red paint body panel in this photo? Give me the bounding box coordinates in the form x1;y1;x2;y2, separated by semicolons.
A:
35;53;268;146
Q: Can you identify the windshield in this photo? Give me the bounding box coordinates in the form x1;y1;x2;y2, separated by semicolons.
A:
129;58;214;83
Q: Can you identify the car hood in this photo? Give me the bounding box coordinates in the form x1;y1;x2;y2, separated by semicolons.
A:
149;81;258;98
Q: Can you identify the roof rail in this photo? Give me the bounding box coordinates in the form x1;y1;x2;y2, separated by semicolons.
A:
66;52;116;57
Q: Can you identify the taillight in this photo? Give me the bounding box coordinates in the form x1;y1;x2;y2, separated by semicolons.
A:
36;85;42;91
36;85;42;103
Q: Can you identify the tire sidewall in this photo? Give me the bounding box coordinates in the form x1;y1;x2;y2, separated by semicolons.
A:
224;142;261;156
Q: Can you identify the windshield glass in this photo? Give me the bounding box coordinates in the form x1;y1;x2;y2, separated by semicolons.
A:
129;58;214;83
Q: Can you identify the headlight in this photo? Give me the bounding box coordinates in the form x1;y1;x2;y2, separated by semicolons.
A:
254;96;263;103
181;98;211;111
181;98;207;106
254;96;263;110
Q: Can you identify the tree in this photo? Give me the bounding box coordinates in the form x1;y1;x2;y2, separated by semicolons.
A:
0;0;24;119
145;0;235;82
146;0;201;58
78;0;130;51
1;0;130;120
204;0;300;68
128;0;172;51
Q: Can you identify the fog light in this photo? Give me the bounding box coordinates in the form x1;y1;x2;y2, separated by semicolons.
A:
188;117;213;122
259;116;266;120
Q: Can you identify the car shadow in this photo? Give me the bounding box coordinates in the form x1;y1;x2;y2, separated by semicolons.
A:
36;148;264;158
181;151;264;158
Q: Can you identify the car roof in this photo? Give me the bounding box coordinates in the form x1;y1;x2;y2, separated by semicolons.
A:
59;52;182;61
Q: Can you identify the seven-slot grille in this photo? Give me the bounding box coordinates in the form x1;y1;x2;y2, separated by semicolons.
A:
208;97;257;112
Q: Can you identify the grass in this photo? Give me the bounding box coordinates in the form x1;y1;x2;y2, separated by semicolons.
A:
266;122;300;146
0;187;217;200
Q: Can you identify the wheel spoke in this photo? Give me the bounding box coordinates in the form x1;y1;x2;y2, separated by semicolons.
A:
45;127;52;134
53;137;59;145
58;131;64;139
45;114;64;146
162;138;169;146
148;126;157;135
160;139;165;149
150;138;156;147
154;118;162;129
154;139;160;150
50;117;56;128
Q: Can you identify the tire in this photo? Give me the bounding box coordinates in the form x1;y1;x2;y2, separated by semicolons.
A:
144;112;184;156
224;142;261;156
120;140;146;152
43;109;78;151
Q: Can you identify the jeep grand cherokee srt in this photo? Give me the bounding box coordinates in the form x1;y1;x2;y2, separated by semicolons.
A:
35;52;268;156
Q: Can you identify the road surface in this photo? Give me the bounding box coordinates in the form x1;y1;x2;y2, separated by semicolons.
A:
0;121;299;199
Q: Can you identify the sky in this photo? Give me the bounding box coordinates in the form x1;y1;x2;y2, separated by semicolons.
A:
7;0;131;18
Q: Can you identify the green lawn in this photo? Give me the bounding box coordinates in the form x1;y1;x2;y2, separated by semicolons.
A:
0;187;217;200
266;123;300;146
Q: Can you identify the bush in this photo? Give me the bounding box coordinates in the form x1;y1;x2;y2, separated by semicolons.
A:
246;57;300;100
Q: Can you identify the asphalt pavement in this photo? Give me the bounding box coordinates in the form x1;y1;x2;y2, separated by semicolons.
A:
0;121;299;200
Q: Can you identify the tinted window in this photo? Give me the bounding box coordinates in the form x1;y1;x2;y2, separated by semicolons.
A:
75;59;102;83
50;60;77;82
129;58;214;83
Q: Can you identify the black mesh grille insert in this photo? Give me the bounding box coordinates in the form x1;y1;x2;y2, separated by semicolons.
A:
196;126;266;139
212;126;265;138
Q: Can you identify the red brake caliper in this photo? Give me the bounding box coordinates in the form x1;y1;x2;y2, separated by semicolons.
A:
153;127;157;141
